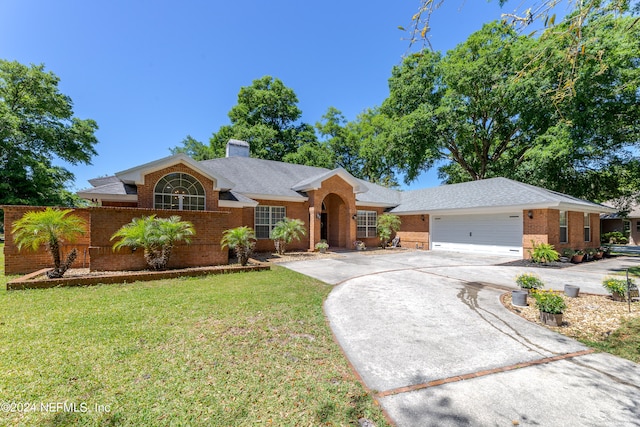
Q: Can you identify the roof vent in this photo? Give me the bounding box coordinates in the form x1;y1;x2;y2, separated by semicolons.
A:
226;139;250;158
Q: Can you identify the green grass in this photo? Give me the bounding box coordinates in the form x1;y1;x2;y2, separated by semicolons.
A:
0;260;389;426
581;317;640;363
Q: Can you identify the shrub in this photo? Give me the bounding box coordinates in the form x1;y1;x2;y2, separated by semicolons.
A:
12;208;87;278
602;277;636;298
377;214;401;248
315;240;329;251
561;248;575;257
271;217;306;255
221;226;256;266
531;290;566;314
111;215;195;271
515;273;545;290
601;231;628;244
529;241;559;263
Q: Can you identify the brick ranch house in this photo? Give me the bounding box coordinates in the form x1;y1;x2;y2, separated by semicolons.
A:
2;140;614;274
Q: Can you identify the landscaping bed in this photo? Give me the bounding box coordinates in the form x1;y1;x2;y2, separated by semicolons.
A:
502;292;640;362
6;262;270;290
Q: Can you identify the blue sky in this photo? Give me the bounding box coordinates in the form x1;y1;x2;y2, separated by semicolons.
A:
2;0;511;191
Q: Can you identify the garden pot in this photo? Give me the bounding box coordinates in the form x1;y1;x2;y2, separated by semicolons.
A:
539;311;563;326
571;254;584;263
594;252;604;260
318;248;327;254
564;285;580;298
512;290;528;307
612;292;626;302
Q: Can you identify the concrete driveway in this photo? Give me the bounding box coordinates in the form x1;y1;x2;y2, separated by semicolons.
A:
281;251;640;426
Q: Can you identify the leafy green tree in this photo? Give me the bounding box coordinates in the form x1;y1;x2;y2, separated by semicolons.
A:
382;15;640;201
376;214;401;248
173;76;318;162
11;208;87;278
271;217;306;255
0;60;99;214
111;215;195;271
220;226;256;266
512;13;640;201
170;135;216;160
383;23;548;183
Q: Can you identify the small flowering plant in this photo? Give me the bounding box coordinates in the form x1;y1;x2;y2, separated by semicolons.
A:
602;277;636;298
353;240;366;250
531;290;566;314
515;273;545;290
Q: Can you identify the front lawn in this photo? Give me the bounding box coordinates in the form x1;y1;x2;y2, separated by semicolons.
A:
0;262;388;426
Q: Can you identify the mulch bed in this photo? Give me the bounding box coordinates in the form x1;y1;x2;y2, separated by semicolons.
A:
502;291;640;340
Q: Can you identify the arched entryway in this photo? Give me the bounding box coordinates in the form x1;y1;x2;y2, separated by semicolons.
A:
321;193;348;248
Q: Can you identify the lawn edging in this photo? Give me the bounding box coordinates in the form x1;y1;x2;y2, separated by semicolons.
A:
6;260;269;290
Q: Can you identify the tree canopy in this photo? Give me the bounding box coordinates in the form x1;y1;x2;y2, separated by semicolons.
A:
0;60;99;210
380;13;640;201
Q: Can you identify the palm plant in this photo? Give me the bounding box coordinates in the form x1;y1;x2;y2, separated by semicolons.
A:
271;217;306;255
11;207;87;278
111;215;195;271
221;226;256;266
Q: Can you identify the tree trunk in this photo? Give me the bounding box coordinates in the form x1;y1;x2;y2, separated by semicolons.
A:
47;248;77;278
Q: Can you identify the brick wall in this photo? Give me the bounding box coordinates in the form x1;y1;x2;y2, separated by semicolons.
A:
3;206;92;275
136;164;219;210
397;214;430;249
3;205;229;274
101;201;138;208
524;209;602;258
308;175;358;250
88;207;229;271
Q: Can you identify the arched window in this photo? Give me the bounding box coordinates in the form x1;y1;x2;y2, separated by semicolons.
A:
154;173;205;210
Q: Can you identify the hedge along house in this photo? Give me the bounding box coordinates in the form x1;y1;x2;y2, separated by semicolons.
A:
2;140;614;274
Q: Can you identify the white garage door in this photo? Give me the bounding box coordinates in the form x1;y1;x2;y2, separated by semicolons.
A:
431;213;523;257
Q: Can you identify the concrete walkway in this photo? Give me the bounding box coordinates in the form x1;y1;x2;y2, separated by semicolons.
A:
281;251;640;426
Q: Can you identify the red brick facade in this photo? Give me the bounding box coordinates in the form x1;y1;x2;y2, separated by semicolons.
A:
136;164;219;211
396;214;430;249
2;205;228;274
3;159;611;275
523;209;601;258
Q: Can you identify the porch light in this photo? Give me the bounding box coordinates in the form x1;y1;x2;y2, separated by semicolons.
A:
421;215;425;221
528;210;534;219
352;214;358;220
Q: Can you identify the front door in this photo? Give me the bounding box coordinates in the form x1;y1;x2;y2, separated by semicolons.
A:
321;213;328;241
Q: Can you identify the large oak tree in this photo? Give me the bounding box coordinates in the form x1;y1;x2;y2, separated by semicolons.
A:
0;60;98;219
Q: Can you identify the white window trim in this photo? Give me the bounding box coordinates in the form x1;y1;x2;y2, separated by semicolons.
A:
255;206;286;239
584;213;591;242
153;172;205;211
559;211;568;244
357;210;377;238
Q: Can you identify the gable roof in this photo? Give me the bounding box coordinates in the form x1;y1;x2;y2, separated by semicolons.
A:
393;177;613;214
116;153;235;190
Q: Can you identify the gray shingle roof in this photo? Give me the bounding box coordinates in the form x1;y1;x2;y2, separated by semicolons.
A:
81;156;611;214
79;180;137;196
392;177;609;213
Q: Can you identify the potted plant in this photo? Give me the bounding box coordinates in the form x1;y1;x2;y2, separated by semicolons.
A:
531;290;566;326
585;247;596;262
528;241;559;264
571;249;585;263
353;240;366;251
602;277;636;302
515;273;545;293
560;248;574;263
593;247;604;260
315;240;329;253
